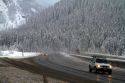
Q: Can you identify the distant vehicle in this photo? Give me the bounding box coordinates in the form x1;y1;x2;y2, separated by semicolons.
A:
89;56;112;75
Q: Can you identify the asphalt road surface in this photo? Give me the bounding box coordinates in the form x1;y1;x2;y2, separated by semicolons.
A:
34;53;125;83
2;53;125;83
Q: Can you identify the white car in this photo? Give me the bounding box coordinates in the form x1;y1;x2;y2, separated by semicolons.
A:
89;56;112;75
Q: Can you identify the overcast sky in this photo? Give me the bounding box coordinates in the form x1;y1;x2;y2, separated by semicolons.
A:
36;0;60;7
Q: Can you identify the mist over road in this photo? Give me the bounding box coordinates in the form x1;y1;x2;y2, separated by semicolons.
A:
2;52;125;83
34;52;125;83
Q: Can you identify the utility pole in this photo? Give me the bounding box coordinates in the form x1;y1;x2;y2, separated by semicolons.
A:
43;74;48;83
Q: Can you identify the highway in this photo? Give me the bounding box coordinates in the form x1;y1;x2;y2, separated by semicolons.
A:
2;53;125;83
34;53;125;83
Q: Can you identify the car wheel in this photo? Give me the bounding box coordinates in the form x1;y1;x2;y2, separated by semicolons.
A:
95;69;98;73
89;66;92;72
108;70;112;75
94;67;98;73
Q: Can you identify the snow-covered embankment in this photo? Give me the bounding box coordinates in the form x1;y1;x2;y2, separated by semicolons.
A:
0;51;42;59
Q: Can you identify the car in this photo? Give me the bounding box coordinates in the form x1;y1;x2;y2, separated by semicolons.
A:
89;56;112;75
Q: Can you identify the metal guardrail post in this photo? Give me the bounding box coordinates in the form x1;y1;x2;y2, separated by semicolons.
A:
43;74;48;83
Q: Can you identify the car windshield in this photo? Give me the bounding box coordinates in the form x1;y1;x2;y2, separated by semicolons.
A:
96;59;109;63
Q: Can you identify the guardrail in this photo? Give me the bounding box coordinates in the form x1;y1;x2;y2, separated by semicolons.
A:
71;53;125;68
81;52;125;60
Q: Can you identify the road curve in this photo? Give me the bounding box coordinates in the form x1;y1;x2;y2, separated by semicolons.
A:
33;55;99;83
1;56;98;83
2;53;125;83
44;53;125;83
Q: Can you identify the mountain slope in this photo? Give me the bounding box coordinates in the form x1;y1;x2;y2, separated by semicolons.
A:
0;0;41;30
1;0;125;55
0;0;59;30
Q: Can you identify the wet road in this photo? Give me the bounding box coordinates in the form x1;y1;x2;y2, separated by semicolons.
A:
40;53;125;83
2;53;125;83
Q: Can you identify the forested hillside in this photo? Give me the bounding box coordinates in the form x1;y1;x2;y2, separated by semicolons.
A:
0;0;125;55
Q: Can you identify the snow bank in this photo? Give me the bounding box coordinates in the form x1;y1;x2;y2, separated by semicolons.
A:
0;51;42;59
59;52;70;57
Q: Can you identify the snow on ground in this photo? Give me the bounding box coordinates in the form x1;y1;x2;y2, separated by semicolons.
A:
59;52;71;57
0;0;25;30
59;52;89;64
0;51;42;59
0;0;9;30
71;53;125;62
83;52;125;60
107;58;125;62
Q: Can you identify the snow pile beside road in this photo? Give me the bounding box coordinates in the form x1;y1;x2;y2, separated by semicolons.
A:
59;52;70;57
0;51;41;59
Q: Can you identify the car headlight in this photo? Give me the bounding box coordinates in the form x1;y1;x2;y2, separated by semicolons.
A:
109;65;112;69
96;64;101;68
